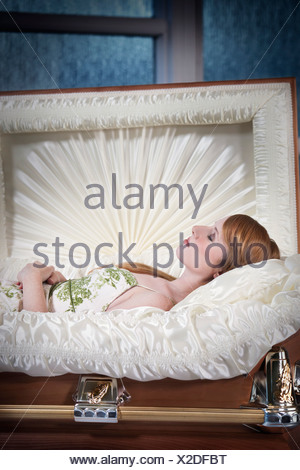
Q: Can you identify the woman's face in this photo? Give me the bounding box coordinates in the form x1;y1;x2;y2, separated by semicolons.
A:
176;217;228;281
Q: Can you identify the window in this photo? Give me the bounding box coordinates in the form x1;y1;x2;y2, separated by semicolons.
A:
0;0;202;90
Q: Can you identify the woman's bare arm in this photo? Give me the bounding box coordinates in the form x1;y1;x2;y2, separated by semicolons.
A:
17;263;66;312
21;273;49;312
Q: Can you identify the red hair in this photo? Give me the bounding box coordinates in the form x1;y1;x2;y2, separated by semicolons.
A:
91;215;280;279
221;214;280;272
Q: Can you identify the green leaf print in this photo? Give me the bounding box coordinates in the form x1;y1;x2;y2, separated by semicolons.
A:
120;268;137;286
54;277;93;312
49;267;137;313
94;267;137;291
0;281;22;300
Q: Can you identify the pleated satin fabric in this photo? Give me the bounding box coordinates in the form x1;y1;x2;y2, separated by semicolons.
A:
1;256;299;380
0;83;297;263
0;83;298;380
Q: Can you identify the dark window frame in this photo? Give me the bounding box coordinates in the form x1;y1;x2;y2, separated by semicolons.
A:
0;0;203;84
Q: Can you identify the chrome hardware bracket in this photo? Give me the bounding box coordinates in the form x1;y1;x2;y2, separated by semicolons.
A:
241;346;300;430
73;375;130;423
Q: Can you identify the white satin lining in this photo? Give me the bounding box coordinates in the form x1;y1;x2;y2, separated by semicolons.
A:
1;123;255;271
0;82;297;262
0;255;299;380
0;83;298;380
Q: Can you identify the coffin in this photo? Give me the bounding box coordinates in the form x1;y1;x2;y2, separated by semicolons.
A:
0;78;299;450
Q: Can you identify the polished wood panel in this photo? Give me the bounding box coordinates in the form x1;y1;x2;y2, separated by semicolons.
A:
0;331;299;449
1;418;299;450
0;373;253;408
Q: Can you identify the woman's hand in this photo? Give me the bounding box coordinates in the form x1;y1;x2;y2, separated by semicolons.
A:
17;262;66;288
46;270;67;285
17;262;55;284
16;262;67;312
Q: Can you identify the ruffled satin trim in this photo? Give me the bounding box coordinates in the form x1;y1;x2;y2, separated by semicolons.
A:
0;83;298;380
0;255;299;380
0;84;291;132
253;87;297;257
0;82;297;262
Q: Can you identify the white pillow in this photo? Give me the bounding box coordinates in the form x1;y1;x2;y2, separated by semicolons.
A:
176;257;294;310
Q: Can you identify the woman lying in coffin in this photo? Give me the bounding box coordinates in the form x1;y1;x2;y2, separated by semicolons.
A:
16;214;280;313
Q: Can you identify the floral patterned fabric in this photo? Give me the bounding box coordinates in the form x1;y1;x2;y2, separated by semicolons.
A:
48;267;138;313
0;267;138;314
0;280;22;312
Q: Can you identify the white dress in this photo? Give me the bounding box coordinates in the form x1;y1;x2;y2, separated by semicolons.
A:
48;267;138;313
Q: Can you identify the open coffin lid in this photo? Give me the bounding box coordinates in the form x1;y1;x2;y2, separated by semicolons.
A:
0;79;299;433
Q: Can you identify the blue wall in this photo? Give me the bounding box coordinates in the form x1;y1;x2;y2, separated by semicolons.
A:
1;0;300;129
203;0;300;129
0;0;155;90
0;32;154;90
0;0;153;16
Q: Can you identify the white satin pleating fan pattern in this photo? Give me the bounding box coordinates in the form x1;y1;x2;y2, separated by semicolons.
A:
2;124;256;273
0;83;299;380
